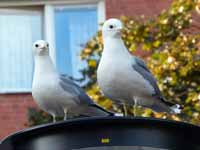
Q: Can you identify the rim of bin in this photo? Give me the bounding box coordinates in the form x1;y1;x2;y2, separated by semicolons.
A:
1;117;200;150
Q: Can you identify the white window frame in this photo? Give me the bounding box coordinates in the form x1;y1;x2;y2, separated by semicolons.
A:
44;1;105;65
0;0;105;93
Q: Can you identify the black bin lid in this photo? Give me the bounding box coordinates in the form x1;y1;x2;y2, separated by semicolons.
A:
1;117;200;150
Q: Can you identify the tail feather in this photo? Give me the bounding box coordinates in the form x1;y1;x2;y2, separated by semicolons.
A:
160;97;181;114
91;104;115;116
160;97;176;107
151;103;171;113
151;99;181;114
80;104;114;117
170;104;181;114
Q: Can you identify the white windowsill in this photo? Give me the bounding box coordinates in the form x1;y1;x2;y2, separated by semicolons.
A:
0;89;32;94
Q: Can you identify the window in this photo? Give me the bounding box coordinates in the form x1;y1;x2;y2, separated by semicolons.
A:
54;6;98;78
0;1;105;93
0;8;43;93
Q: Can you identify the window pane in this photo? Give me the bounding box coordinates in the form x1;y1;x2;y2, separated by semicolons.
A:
0;9;42;93
55;6;98;79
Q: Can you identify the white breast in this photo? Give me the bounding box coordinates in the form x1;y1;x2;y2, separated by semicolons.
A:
32;74;78;116
32;55;79;116
97;51;154;104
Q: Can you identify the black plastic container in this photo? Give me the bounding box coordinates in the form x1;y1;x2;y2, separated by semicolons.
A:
1;117;200;150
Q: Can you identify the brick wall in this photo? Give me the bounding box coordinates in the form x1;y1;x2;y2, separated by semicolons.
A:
106;0;172;18
0;94;36;139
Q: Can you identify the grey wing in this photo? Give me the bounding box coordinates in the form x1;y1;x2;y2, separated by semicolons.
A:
59;75;94;105
132;56;151;72
131;56;162;97
132;60;176;107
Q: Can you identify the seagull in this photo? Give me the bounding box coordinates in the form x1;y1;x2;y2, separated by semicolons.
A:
97;18;181;115
32;40;113;122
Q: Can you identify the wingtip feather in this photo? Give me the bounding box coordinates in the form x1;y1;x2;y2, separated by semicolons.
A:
170;104;181;114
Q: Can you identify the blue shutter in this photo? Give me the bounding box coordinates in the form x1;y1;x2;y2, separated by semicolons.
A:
0;11;42;93
55;7;98;78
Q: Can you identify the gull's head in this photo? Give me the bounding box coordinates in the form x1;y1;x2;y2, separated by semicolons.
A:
102;18;123;38
33;40;49;56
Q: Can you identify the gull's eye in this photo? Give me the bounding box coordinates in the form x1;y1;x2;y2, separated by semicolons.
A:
35;44;39;48
47;43;49;47
109;25;114;29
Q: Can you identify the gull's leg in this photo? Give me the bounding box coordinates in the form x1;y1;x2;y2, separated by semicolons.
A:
52;114;56;123
133;98;138;117
64;108;68;121
123;103;128;117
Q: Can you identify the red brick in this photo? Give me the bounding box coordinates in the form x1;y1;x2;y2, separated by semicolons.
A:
0;93;37;139
106;0;172;18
